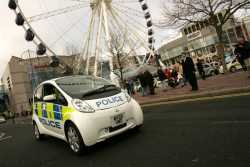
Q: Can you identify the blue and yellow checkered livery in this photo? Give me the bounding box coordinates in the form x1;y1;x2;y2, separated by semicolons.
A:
34;102;74;122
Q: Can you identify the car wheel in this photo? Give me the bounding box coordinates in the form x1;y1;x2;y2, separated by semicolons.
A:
230;67;236;73
66;123;85;155
34;123;44;140
210;71;215;76
215;70;219;75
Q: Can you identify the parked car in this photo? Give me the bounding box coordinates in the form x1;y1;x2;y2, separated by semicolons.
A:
0;116;6;124
196;63;217;78
226;58;242;72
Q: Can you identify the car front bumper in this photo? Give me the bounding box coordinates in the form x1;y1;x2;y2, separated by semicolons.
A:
70;99;143;146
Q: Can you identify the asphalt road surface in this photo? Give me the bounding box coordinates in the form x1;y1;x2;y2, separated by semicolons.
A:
1;95;250;167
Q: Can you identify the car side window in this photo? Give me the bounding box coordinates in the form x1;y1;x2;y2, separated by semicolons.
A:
34;86;43;102
43;84;68;106
204;64;209;68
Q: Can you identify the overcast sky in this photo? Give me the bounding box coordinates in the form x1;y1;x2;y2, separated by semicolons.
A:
0;0;179;76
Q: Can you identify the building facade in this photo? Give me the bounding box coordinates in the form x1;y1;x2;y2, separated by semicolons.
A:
1;55;76;117
158;11;250;66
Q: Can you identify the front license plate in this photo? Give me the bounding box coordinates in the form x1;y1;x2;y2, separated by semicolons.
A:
112;114;124;127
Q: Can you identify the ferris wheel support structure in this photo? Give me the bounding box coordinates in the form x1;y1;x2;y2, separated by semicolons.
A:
102;1;114;72
94;4;104;76
8;0;158;78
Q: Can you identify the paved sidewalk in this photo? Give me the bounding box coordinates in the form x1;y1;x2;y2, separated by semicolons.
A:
133;71;250;105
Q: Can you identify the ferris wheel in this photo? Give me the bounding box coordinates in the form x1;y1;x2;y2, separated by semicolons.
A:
8;0;156;77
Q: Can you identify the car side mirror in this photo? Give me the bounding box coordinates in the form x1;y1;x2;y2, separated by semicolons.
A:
43;94;56;102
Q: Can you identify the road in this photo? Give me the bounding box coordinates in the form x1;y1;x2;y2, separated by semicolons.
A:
1;95;250;167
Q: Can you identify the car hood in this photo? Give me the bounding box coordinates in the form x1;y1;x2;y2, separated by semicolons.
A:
84;92;128;110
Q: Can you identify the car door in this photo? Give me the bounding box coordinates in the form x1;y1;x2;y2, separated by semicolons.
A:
33;85;44;125
41;83;68;134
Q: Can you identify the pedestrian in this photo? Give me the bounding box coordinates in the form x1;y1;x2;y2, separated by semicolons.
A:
157;67;167;90
234;43;247;71
196;58;206;80
138;72;147;96
185;56;199;91
181;60;188;87
144;70;155;95
235;38;250;77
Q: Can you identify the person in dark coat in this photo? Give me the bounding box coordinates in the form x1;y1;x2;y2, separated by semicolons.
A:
234;44;247;71
144;70;155;95
157;67;166;81
157;67;167;90
235;38;250;77
181;60;187;87
185;56;199;91
196;59;206;80
138;72;147;96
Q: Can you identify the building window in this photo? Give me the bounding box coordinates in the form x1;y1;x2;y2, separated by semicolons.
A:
188;27;192;34
7;77;11;91
200;21;205;29
192;25;197;32
235;26;245;40
184;28;188;35
227;28;237;43
204;19;209;27
196;23;200;30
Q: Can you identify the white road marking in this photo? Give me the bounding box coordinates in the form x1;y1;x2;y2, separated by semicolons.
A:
0;136;12;142
0;132;5;138
0;132;12;142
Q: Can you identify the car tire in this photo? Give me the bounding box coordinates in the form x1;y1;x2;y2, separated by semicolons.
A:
230;67;236;73
210;71;215;76
66;123;86;155
33;123;44;140
215;70;219;75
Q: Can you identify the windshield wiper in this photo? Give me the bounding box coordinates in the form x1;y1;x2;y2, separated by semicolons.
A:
82;85;117;97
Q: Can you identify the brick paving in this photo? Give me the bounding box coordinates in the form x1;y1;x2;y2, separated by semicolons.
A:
133;71;250;104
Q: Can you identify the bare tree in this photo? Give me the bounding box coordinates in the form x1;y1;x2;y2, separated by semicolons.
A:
65;44;79;56
109;30;130;85
160;0;250;69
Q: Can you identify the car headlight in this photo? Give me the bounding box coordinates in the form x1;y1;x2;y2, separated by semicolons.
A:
72;99;95;113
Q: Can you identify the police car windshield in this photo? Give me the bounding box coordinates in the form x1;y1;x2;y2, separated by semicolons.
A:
55;76;119;99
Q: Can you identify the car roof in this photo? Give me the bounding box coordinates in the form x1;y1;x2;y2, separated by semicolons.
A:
37;75;107;87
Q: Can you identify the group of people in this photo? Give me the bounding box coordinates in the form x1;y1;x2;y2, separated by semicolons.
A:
234;38;250;77
123;38;250;97
156;55;199;91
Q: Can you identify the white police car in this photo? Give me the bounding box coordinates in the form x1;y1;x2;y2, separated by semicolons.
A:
32;75;143;154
